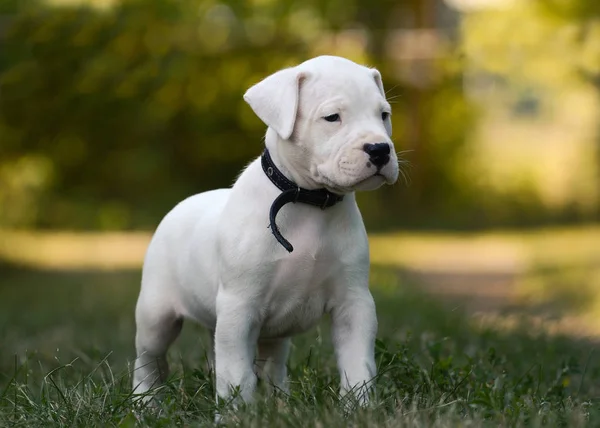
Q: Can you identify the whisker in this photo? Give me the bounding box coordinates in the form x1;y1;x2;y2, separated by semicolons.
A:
399;159;410;168
400;169;410;186
397;161;412;186
385;84;401;95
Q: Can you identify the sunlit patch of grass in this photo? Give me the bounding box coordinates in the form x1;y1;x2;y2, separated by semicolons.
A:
1;266;600;425
0;230;151;270
369;225;600;273
2;225;600;272
513;263;600;335
517;265;600;313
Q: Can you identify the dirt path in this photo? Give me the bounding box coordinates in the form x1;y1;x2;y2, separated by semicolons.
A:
402;268;518;312
401;266;600;340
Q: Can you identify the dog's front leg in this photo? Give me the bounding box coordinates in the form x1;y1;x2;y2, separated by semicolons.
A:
214;291;260;404
331;287;377;406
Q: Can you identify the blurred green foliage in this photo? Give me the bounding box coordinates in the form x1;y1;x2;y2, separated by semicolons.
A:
0;0;314;229
461;0;600;227
1;0;597;231
0;0;475;231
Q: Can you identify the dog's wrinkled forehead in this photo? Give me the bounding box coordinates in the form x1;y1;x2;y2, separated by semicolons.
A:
298;56;386;105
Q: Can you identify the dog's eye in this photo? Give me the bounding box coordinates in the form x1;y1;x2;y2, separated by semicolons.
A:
381;112;390;121
323;114;340;122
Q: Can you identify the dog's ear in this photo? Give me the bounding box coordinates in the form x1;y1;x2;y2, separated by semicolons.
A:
371;68;392;136
243;68;308;140
371;68;386;97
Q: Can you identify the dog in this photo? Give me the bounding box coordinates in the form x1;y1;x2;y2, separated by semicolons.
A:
132;55;399;407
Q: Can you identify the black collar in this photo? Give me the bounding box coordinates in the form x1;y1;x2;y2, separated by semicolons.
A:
261;149;344;253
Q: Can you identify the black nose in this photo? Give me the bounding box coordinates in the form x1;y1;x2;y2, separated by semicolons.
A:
363;143;391;167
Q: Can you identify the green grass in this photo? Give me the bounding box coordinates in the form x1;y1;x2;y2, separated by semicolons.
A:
1;266;599;426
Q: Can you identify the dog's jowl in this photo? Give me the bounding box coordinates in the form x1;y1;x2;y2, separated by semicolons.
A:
132;55;399;407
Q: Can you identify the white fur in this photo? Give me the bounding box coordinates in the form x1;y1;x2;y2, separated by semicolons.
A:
132;56;399;407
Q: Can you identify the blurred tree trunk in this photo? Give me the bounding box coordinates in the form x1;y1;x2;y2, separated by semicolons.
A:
406;0;435;210
0;15;13;99
356;0;438;225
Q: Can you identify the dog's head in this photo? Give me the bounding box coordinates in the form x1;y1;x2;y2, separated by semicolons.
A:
244;55;399;193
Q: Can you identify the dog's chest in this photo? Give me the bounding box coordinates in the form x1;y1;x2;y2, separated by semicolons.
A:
259;244;336;338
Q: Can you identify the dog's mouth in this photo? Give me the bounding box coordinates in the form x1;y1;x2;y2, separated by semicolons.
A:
353;173;387;191
320;172;387;194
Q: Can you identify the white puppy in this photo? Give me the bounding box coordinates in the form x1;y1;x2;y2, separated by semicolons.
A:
133;55;399;406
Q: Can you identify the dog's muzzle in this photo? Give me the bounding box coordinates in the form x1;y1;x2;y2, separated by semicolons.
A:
261;150;343;253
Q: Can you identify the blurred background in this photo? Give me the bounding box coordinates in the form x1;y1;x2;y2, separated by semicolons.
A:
1;0;600;337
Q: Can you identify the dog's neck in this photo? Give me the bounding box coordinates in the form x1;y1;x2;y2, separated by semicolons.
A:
264;128;322;190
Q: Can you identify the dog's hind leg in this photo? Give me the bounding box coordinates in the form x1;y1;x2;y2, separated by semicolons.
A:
256;337;291;394
132;290;183;401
